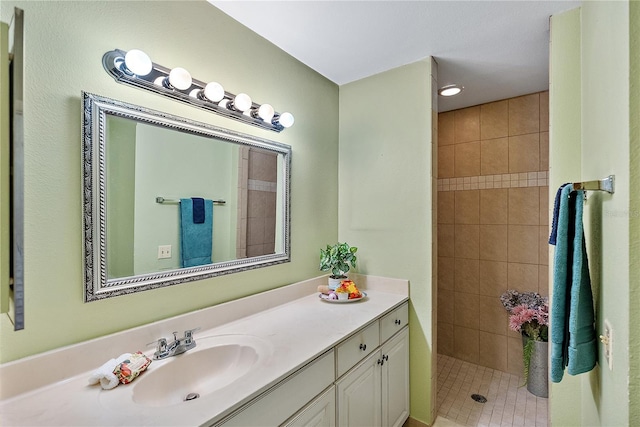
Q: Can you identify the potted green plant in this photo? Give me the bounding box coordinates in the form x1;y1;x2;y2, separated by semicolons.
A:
319;242;358;290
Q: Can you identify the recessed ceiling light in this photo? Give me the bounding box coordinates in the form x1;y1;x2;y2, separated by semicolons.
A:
438;84;464;97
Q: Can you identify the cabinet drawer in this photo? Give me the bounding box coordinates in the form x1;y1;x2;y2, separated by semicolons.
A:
380;303;408;343
217;350;335;427
336;321;380;377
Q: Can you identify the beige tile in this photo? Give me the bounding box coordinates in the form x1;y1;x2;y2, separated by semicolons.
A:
538;265;549;297
479;260;508;297
507;263;539;293
438;323;454;356
438;224;455;258
264;216;276;244
539;226;550;266
438;192;455;224
480;188;508;224
455;224;479;259
479;224;508;262
454;106;480;143
454;258;479;294
454;142;480;177
480;137;509;176
455;190;479;224
439;289;455;324
454;326;480;364
509;93;540;136
540;131;549;171
539;91;549;131
247;217;265;245
539;186;550;226
507;336;524;377
438;256;455;291
479;296;508;335
508;225;539;264
439;111;455;146
438;145;455;178
508;187;540;225
481;100;509;140
454;292;479;329
508;134;540;173
479;332;508;371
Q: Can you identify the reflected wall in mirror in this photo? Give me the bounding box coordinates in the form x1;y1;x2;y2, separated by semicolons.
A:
83;92;291;301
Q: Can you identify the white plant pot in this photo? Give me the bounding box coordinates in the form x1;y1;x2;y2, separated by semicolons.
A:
328;275;347;291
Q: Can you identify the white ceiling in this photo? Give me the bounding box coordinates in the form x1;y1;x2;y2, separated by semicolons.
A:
209;1;581;112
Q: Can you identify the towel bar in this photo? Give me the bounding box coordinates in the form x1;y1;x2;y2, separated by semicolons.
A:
155;197;226;205
572;175;615;194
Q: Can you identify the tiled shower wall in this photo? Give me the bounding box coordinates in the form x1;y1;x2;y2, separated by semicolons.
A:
436;92;549;376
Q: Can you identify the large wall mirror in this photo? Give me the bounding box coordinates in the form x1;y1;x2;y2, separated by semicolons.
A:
82;92;291;301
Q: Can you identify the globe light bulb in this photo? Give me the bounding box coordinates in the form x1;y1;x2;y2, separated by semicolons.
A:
233;93;252;112
124;49;152;76
277;112;295;128
257;104;275;122
168;67;192;90
203;82;225;102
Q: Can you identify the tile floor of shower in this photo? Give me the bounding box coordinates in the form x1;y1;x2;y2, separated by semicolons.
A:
436;354;548;427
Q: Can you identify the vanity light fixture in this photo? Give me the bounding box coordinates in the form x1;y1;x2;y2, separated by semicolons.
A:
102;48;294;132
438;84;464;97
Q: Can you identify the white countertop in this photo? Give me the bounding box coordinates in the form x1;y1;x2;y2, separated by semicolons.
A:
0;274;408;426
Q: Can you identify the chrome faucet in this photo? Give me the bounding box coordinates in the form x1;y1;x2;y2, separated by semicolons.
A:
149;328;200;360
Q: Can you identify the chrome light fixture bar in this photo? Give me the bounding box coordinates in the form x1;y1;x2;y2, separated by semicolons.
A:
102;48;294;132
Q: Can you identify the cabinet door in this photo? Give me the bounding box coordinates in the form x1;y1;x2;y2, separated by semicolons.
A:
336;351;382;427
381;328;409;427
284;386;336;427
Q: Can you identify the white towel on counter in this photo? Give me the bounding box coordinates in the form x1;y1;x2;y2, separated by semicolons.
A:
88;353;132;390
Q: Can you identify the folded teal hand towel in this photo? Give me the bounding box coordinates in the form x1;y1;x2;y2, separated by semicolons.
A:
180;198;213;268
550;186;597;382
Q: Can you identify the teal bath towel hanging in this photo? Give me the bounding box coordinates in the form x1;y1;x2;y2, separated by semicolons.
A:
549;185;597;382
180;198;213;268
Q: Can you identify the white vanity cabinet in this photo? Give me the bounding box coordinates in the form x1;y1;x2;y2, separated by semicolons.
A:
336;303;409;427
283;386;336;427
215;350;335;427
216;302;409;427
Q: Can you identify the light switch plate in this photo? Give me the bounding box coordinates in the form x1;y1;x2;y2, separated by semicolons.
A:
158;245;172;259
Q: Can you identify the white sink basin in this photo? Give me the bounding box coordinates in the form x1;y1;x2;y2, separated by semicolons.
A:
100;334;273;408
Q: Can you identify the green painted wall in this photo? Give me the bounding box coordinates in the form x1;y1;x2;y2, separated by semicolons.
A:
106;116;136;278
0;0;339;363
629;0;640;424
338;60;433;424
550;2;634;425
548;8;583;426
132;125;236;273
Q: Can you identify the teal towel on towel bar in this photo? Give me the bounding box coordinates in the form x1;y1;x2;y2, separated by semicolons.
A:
550;186;597;382
180;198;213;268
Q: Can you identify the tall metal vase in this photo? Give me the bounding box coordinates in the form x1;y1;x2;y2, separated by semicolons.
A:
522;334;549;398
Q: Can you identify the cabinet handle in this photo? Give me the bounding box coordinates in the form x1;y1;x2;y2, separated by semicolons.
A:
359;343;367;351
383;354;389;361
394;319;402;325
377;358;384;366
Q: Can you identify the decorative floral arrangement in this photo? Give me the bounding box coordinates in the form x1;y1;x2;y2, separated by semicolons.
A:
500;290;549;382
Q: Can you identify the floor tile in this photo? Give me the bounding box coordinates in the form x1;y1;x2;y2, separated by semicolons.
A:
436;354;548;427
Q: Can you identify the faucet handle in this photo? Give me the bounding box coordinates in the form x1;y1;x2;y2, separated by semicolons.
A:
183;327;201;345
147;337;169;359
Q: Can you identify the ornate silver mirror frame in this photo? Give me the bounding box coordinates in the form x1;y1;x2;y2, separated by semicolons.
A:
82;92;291;301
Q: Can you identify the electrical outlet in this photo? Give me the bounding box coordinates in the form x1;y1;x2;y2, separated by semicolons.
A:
600;319;613;370
158;245;172;259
